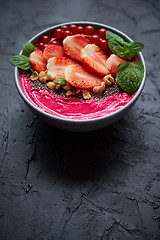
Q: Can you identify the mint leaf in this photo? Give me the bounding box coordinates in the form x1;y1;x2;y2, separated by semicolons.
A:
53;77;66;85
106;30;144;59
116;61;144;95
106;31;125;45
9;55;31;70
113;45;130;58
106;31;128;53
22;42;36;57
127;42;144;57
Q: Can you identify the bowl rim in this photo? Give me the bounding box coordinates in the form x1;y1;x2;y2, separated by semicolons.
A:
14;21;146;124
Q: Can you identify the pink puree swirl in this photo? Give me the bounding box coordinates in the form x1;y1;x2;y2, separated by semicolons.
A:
20;75;134;120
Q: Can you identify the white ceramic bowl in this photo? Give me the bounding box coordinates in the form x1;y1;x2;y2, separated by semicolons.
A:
14;21;146;131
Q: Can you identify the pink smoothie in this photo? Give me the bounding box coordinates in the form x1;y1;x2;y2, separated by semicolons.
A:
20;75;134;120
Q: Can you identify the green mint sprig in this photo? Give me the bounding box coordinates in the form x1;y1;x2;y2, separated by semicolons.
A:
9;55;31;70
106;30;144;94
53;77;66;86
9;42;36;70
106;31;144;59
116;61;144;95
22;42;36;57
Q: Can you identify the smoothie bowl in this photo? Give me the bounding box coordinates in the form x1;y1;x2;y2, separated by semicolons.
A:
10;21;146;131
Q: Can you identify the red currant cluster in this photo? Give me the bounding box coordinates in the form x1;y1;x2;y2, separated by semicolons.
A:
36;24;108;52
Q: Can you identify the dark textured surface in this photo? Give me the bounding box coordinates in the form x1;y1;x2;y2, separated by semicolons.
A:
0;0;160;239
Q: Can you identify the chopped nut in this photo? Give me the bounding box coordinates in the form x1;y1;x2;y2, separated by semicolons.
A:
103;74;115;84
30;71;39;81
66;90;74;96
38;70;48;84
47;81;56;89
74;89;81;95
62;83;71;91
71;87;81;95
103;78;112;86
109;75;115;83
82;90;91;100
93;81;106;94
55;84;61;90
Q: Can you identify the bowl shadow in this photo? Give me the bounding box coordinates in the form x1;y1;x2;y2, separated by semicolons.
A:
34;120;121;182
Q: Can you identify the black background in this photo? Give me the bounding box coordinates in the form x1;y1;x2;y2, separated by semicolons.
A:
0;0;160;239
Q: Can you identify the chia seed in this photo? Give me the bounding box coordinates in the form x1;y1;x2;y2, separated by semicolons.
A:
23;71;121;102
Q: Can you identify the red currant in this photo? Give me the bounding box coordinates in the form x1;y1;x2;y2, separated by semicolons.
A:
99;39;108;51
54;28;63;39
77;26;84;34
36;42;45;50
57;39;63;46
43;44;48;49
98;28;106;40
63;30;71;38
90;35;100;45
107;49;113;57
41;35;50;44
84;25;95;35
69;24;77;35
50;39;59;45
61;25;69;31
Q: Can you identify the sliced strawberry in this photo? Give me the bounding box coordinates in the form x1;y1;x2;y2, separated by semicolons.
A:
43;44;65;61
29;49;47;72
47;57;78;80
63;34;90;62
81;44;110;76
64;64;102;89
106;54;127;74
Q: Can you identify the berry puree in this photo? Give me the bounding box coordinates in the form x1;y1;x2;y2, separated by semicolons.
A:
20;74;134;120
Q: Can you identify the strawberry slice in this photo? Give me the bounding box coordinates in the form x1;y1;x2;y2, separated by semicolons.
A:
81;44;110;76
106;54;127;74
63;34;90;62
29;49;47;72
64;64;102;89
43;44;65;61
47;57;78;80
